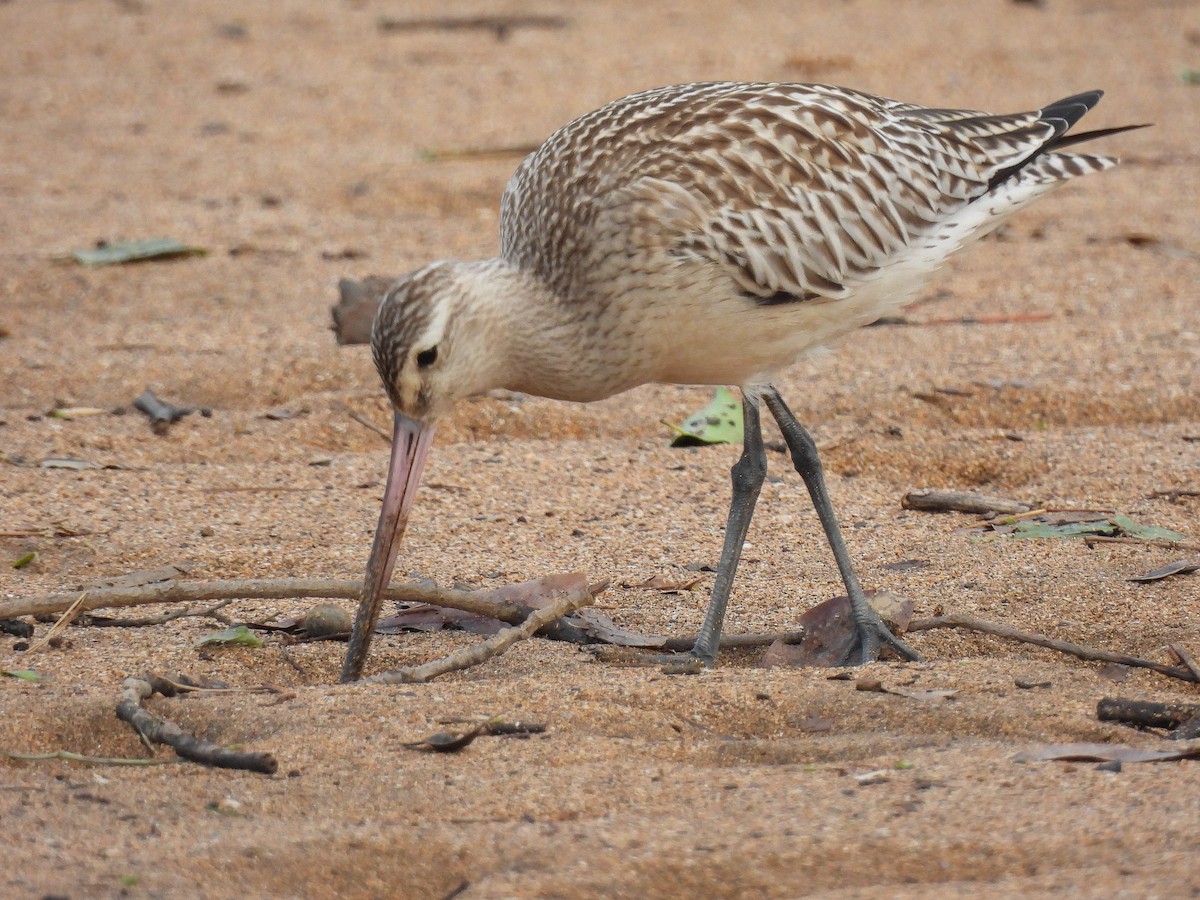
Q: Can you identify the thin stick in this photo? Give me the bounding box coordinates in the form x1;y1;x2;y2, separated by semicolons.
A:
23;591;88;653
85;599;235;628
362;587;595;685
115;676;277;774
1167;644;1200;683
908;613;1197;683
1150;488;1200;501
4;749;177;767
1083;535;1200;552
0;578;536;622
337;402;391;443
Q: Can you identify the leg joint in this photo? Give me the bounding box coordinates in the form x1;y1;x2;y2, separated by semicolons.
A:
730;443;767;491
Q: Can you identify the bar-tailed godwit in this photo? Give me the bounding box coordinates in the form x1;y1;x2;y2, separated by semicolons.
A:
341;82;1140;681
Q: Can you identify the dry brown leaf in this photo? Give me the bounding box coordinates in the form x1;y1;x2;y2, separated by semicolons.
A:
759;591;914;668
1012;742;1200;764
1128;559;1200;583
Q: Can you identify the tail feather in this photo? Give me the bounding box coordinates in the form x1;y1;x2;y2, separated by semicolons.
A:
987;90;1146;191
1048;122;1151;151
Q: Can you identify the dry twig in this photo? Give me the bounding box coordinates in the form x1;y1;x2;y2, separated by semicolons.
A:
83;599;235;628
908;613;1198;683
23;592;89;653
1168;644;1200;683
0;578;549;622
116;676;277;774
362;586;595;685
5;749;177;767
336;401;391;442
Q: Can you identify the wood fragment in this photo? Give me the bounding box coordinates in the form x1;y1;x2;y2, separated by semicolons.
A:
403;728;484;752
362;587;595;685
436;717;547;736
908;613;1198;683
132;389;195;434
116;676;277;774
418;143;543;163
660;629;807;653
331;275;394;345
902;488;1031;516
1097;697;1200;731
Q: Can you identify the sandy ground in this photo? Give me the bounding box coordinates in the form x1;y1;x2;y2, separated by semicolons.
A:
2;0;1199;897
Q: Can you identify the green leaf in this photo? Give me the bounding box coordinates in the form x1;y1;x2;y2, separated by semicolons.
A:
192;625;263;649
1180;68;1200;85
668;387;743;446
1108;514;1187;543
1008;515;1187;542
11;552;36;569
2;669;45;681
71;238;206;267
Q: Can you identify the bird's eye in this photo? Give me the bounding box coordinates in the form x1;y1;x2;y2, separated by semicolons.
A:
416;346;439;369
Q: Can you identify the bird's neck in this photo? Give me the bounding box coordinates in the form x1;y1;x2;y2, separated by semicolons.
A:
453;258;639;403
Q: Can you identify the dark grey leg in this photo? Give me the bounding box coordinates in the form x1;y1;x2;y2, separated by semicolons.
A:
761;385;921;665
689;392;768;665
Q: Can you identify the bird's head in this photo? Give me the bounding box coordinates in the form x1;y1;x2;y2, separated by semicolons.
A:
342;259;515;682
370;261;483;424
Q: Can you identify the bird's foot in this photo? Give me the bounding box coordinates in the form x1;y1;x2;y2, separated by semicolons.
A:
837;606;922;666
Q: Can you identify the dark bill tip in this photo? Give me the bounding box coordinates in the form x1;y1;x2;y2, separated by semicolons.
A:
341;413;435;682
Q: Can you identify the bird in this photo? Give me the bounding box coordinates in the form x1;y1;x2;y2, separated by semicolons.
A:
340;81;1142;682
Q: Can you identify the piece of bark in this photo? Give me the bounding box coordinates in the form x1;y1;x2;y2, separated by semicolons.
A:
1097;697;1200;731
1171;715;1200;741
902;489;1031;516
331;276;394;345
132;390;196;434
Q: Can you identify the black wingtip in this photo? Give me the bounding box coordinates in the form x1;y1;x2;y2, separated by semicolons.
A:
1037;90;1105;141
1042;90;1105;124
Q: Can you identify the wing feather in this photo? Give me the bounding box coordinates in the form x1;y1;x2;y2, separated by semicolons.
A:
501;83;1111;305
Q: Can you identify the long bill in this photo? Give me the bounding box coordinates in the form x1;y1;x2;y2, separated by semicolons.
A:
340;412;436;682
